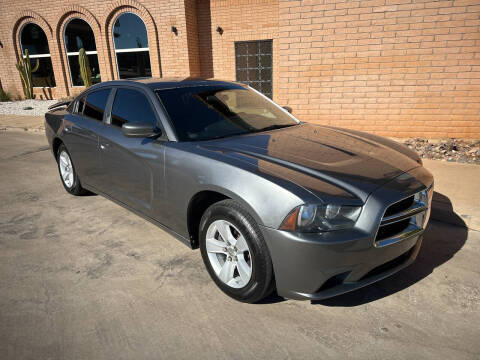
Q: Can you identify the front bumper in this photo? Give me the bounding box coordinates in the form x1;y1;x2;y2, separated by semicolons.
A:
261;166;433;301
260;225;422;300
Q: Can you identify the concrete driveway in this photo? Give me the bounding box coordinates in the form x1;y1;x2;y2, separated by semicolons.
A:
0;131;479;360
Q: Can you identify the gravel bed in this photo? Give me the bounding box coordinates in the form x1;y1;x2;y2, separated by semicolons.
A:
404;138;480;164
0;99;58;116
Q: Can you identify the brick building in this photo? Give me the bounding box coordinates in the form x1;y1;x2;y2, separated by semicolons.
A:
0;0;479;138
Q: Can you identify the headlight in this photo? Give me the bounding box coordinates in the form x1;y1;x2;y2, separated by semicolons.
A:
280;204;362;232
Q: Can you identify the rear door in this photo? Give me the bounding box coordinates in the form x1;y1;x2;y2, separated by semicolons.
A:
62;88;111;190
98;87;166;216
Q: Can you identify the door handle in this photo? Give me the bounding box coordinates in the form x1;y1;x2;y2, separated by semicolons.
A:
100;143;109;150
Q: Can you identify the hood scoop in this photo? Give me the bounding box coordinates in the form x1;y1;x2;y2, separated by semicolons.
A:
200;124;420;201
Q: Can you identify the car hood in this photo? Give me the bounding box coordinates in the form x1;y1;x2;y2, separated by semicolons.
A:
200;123;421;202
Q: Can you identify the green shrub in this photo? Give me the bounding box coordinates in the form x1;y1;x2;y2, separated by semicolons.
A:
0;88;12;102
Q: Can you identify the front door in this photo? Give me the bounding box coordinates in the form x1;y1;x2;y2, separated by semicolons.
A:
98;87;165;216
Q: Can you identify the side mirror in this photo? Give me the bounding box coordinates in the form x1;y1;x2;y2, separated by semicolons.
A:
121;122;160;138
282;106;292;113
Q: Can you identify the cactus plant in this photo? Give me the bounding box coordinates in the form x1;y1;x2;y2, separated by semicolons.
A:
15;49;39;99
79;48;92;88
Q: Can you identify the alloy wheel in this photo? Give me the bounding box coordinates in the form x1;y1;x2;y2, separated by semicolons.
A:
59;150;74;188
205;219;253;288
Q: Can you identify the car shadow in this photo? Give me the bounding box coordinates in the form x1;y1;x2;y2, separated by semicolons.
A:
258;289;286;304
311;191;468;307
82;190;97;197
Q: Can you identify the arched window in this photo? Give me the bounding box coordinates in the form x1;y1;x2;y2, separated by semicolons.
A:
20;23;56;87
64;18;101;86
113;13;151;79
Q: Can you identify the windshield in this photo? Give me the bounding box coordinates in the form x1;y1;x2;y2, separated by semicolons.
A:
155;85;298;141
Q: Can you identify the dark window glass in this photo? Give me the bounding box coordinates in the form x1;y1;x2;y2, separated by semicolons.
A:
28;57;56;87
116;52;151;79
64;19;101;86
113;13;149;49
156;86;297;141
68;54;101;86
21;23;50;55
64;19;96;52
20;23;56;87
113;13;151;79
111;88;156;127
235;40;273;98
83;89;110;121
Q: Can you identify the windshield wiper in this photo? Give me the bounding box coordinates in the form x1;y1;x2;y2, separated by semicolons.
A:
195;124;298;141
253;123;298;133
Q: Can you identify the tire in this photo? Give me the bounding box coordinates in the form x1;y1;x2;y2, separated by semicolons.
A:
199;199;275;303
56;143;87;196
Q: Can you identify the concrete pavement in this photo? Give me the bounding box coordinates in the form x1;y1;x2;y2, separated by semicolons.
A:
0;115;45;132
424;159;480;231
0;131;479;360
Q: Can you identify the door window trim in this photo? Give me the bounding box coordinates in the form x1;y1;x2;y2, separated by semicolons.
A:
103;85;168;140
73;87;112;124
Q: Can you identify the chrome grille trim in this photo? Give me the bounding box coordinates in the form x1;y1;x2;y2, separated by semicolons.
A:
376;225;423;248
380;203;427;226
374;183;433;248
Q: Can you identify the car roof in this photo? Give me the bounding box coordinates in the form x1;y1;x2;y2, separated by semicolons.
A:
92;77;246;92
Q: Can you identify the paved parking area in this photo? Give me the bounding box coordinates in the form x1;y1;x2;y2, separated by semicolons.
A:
0;131;479;360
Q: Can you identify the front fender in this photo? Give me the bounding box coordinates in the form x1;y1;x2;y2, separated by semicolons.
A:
190;184;264;227
162;143;314;238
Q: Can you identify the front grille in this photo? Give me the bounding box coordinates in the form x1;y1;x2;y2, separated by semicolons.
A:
376;218;410;241
384;195;414;217
374;187;431;247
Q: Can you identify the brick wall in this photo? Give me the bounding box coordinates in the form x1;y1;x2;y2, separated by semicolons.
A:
197;0;280;101
0;0;479;138
277;0;480;138
0;0;198;99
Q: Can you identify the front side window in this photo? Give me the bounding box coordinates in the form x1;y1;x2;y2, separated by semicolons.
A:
64;18;101;86
156;85;297;141
113;13;151;79
83;89;110;121
111;88;156;127
20;23;56;87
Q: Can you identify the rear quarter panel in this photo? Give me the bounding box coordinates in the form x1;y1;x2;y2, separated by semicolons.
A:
45;109;68;154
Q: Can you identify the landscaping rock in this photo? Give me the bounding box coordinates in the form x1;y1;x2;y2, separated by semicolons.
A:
404;138;480;165
0;99;57;116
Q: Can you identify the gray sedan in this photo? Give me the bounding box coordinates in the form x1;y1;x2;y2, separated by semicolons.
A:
45;78;434;303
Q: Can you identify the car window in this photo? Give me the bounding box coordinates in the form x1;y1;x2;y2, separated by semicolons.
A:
111;88;157;127
155;86;298;141
83;89;110;121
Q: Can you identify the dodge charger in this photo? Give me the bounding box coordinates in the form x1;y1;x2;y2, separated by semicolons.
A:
45;78;434;303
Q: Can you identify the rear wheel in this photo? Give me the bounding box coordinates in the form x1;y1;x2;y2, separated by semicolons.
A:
199;200;275;303
56;143;86;196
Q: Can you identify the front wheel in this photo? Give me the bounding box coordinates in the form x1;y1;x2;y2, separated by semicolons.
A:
199;200;275;303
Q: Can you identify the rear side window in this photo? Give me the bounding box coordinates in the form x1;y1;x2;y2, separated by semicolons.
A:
83;89;111;121
111;88;157;127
